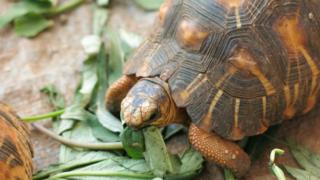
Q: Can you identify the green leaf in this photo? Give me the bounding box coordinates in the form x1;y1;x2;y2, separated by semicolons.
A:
165;148;204;180
93;6;108;36
143;126;180;177
0;1;50;28
24;0;55;7
279;142;320;179
107;29;125;84
87;114;120;142
57;104;91;134
134;0;164;11
270;148;285;163
33;151;114;180
97;0;110;7
0;4;29;28
290;146;320;174
120;127;145;159
41;84;65;110
14;13;53;37
268;148;286;180
285;166;319;180
79;55;99;106
94;45;123;132
52;157;153;180
271;165;286;180
46;0;85;16
223;169;235;180
163;125;185;140
179;149;203;174
57;50;99;135
119;28;142;50
59;122;100;163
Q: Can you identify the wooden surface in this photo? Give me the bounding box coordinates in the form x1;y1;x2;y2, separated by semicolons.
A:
1;0;320;179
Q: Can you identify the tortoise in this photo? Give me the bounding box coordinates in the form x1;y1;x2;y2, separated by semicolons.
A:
0;103;33;180
106;0;320;177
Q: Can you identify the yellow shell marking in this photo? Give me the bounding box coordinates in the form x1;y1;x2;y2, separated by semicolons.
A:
283;83;300;119
274;15;320;115
262;96;267;121
230;98;244;139
235;8;242;28
180;74;208;101
217;0;244;9
215;66;238;88
200;90;224;130
230;48;276;96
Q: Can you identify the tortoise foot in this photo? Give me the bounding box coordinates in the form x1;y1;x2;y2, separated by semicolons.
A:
188;123;250;177
105;75;138;114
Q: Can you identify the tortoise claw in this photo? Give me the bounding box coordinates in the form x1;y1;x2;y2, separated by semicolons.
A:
189;123;250;177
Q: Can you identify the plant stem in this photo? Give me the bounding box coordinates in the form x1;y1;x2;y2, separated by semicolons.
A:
32;123;123;150
22;109;65;123
47;0;85;16
48;171;154;180
33;158;105;180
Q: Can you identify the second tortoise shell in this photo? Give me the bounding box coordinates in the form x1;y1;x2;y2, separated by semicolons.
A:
123;0;320;140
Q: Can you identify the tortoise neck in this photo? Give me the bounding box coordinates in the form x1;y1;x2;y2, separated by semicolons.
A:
171;108;189;126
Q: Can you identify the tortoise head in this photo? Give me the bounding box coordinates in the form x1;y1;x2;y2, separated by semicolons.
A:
121;78;177;129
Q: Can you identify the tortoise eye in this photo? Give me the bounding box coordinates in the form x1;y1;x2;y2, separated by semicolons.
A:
146;109;161;124
177;20;209;51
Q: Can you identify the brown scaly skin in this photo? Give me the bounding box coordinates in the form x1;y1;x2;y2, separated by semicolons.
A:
108;77;250;177
189;124;250;177
0;103;33;180
105;75;138;114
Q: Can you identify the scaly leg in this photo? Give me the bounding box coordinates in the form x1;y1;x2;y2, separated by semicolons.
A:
105;75;138;113
189;123;250;177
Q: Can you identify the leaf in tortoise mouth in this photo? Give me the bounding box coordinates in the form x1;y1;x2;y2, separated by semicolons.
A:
143;126;181;177
120;127;145;159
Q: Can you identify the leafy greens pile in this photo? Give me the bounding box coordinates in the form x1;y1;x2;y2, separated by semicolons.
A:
31;2;203;179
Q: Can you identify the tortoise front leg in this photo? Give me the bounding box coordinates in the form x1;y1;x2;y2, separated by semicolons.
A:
188;123;250;177
105;75;138;113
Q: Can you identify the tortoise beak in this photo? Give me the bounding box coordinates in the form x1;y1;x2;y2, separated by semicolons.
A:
121;105;144;128
121;95;159;129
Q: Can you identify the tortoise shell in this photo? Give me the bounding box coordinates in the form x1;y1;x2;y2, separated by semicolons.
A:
0;103;33;180
124;0;320;140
